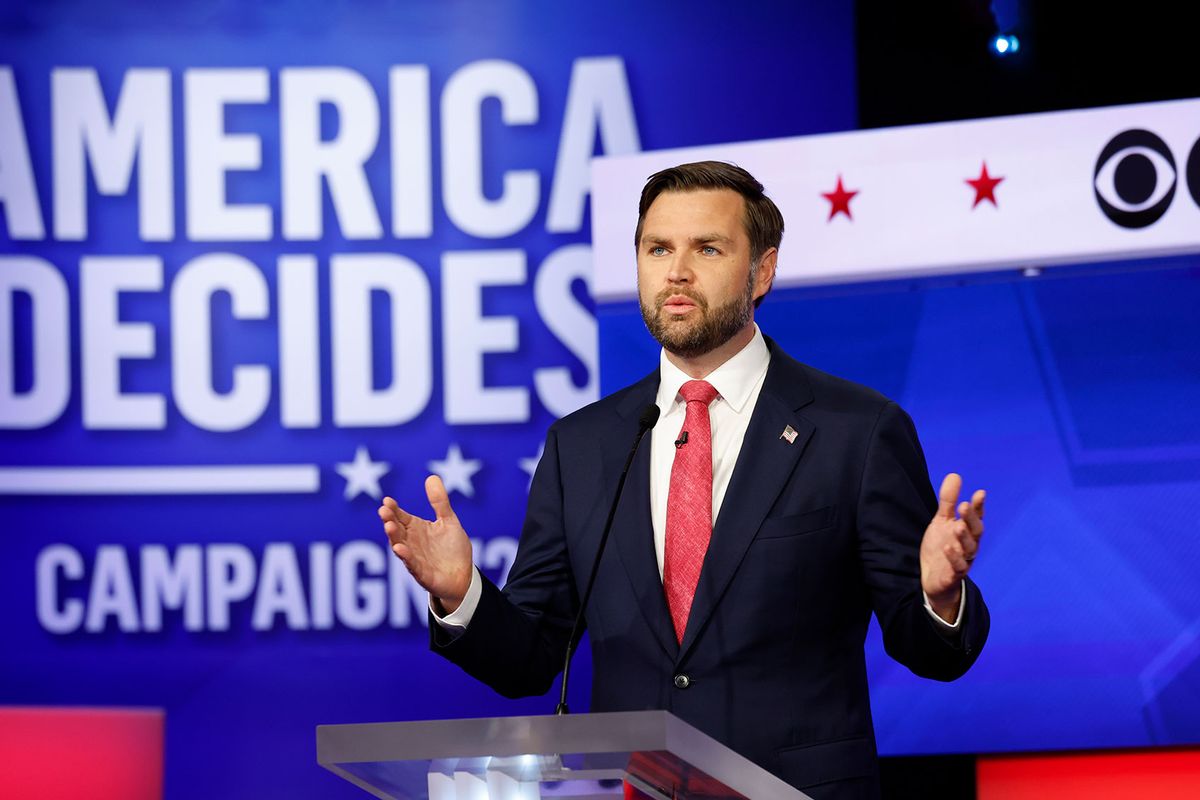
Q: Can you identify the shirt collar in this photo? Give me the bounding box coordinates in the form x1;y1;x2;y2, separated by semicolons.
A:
655;325;770;414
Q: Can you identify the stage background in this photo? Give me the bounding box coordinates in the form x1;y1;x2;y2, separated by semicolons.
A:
599;252;1200;755
0;3;856;799
4;3;1200;799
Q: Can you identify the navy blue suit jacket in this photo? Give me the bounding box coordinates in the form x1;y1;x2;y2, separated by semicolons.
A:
433;338;989;799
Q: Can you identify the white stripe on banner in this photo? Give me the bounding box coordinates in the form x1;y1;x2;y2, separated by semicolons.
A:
590;97;1200;300
0;465;320;495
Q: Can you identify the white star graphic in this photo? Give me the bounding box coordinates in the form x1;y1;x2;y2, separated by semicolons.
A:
335;446;390;501
519;442;544;491
428;443;482;498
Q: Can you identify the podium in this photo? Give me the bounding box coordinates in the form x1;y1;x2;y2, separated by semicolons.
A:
317;710;812;799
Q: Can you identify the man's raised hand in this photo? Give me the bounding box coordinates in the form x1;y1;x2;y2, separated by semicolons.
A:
378;475;474;614
919;473;985;624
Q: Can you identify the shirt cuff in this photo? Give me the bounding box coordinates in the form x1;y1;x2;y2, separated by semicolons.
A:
922;580;965;630
430;566;482;633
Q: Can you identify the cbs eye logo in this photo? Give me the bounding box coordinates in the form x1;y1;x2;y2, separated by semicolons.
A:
1094;128;1200;228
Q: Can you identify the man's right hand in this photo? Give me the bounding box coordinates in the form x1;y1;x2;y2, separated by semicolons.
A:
378;475;474;614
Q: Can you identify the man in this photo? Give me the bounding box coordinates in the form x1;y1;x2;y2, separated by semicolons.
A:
379;162;988;799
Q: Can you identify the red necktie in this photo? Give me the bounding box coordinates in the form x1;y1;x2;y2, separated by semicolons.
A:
663;379;719;643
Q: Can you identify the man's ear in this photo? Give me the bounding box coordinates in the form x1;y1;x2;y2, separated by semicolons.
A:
753;247;778;302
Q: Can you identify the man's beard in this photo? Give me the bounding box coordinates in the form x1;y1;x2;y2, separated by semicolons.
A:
640;268;756;359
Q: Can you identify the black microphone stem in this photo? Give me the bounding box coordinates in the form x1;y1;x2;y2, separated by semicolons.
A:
555;404;659;715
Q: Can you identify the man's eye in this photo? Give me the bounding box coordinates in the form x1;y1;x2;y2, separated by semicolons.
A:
702;246;718;255
651;246;667;256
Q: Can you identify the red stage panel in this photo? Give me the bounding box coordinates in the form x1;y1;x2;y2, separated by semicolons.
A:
978;748;1200;800
0;706;164;800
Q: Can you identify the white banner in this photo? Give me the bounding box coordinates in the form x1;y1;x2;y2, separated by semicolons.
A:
591;97;1200;300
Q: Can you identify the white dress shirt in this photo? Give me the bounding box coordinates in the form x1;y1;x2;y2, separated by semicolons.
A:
434;325;962;631
649;326;770;577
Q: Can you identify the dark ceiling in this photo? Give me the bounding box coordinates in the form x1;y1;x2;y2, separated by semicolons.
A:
857;0;1200;128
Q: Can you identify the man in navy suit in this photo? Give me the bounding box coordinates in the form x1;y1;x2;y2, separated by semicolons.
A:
380;162;988;799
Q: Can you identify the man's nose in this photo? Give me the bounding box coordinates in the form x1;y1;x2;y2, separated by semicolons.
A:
665;254;694;283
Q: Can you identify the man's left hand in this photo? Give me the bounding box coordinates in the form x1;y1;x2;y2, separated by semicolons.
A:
920;473;985;624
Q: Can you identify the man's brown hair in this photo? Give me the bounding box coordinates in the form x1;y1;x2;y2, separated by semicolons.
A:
634;161;784;306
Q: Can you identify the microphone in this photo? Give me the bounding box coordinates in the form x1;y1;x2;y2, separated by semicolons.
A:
555;403;660;715
674;431;688;448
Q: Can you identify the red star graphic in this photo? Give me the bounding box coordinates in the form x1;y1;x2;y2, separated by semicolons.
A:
966;161;1004;208
821;174;858;221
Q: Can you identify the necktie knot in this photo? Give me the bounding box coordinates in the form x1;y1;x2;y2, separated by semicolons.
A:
679;380;719;407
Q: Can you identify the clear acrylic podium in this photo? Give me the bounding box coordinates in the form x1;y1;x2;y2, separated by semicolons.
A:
317;710;811;799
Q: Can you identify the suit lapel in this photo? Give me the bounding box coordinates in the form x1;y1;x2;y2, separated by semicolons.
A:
607;375;679;659
678;340;816;659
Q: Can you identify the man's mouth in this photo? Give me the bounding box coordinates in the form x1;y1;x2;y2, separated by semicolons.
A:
661;294;700;315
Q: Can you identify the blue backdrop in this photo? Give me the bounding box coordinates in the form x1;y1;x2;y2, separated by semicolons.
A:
601;254;1200;754
0;3;857;798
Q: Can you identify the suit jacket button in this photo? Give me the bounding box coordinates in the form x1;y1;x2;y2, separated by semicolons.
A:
673;674;690;689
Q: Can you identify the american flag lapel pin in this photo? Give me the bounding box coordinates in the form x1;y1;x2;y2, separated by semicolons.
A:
780;425;798;444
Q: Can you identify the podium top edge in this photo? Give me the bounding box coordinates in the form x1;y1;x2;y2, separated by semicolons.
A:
317;710;675;763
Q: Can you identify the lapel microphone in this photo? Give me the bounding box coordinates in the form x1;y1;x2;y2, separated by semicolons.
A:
555;402;660;715
675;431;688;448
